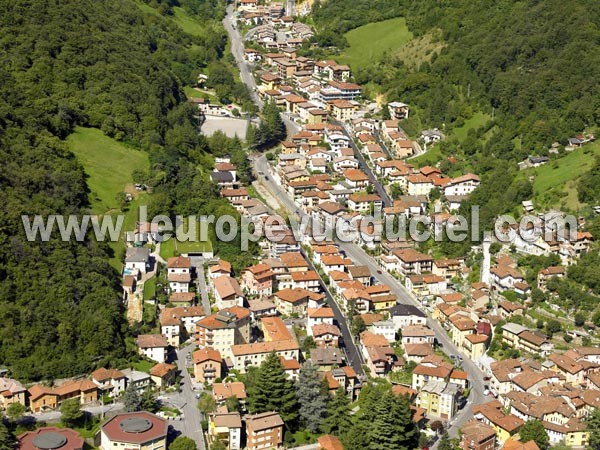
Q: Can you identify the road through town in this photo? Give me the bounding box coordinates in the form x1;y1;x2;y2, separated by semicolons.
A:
225;10;485;437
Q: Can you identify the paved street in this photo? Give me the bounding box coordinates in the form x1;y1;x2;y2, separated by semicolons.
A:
193;258;211;315
168;343;206;450
300;247;366;377
254;155;485;436
332;120;392;207
226;8;484;438
29;401;125;423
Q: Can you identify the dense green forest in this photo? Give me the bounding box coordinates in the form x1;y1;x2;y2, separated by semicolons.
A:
0;0;253;380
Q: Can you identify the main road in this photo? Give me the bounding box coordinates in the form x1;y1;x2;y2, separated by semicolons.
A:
332;119;392;207
225;11;484;437
255;154;484;437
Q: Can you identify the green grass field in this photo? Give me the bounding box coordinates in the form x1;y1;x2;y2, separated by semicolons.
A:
409;145;443;167
67;126;152;270
171;6;207;37
67;127;149;214
338;17;413;71
451;112;491;141
525;141;600;210
158;218;213;259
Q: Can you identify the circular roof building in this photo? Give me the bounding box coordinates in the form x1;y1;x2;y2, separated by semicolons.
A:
100;411;167;450
17;427;84;450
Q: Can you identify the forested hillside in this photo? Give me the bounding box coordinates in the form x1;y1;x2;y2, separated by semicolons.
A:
0;0;241;380
313;0;600;224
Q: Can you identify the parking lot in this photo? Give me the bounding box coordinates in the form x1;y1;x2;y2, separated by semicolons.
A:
200;115;249;139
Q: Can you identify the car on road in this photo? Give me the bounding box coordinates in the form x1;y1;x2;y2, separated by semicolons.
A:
195;393;201;399
265;176;269;181
377;269;382;274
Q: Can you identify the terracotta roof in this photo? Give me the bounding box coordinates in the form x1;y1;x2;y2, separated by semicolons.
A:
360;331;389;347
503;440;540;450
150;363;177;378
212;412;242;429
343;168;369;182
312;323;341;337
358;313;384;325
136;334;168;348
167;256;191;269
460;420;496;444
280;252;308;268
193;348;222;364
213;382;247;400
274;288;311;303
214;276;243;299
231;339;299;356
91;368;125;382
404;343;435;357
28;385;57;401
280;357;301;371
307;307;335;318
262;316;294;341
209;260;232;273
168;272;191;283
318;435;344;450
392;385;418;398
412;363;451;379
291;270;319;282
245;411;284;431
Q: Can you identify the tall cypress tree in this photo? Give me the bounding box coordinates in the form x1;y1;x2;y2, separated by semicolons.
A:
390;393;420;450
247;352;298;425
368;393;396;450
321;386;353;436
295;362;327;433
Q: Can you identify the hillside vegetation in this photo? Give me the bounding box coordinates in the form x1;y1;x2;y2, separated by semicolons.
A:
338;18;412;72
0;0;247;380
314;0;600;224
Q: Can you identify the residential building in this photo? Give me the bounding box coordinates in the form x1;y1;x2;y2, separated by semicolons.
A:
122;369;152;393
90;369;126;397
417;380;462;420
209;412;242;450
460;420;496;450
149;363;177;389
0;377;26;409
213;382;247;404
272;288;312;316
196;307;251;360
241;263;274;297
390;304;427;330
213;276;245;309
125;247;151;275
136;334;169;363
167;256;192;293
245;411;284;450
472;400;524;443
193;347;222;385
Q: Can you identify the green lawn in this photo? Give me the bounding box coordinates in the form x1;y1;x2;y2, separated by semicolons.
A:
338;17;413;71
158;218;213;259
409;144;443;167
143;276;156;301
451;112;491;142
525;141;600;210
131;359;155;373
171;6;207;37
66;127;149;214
